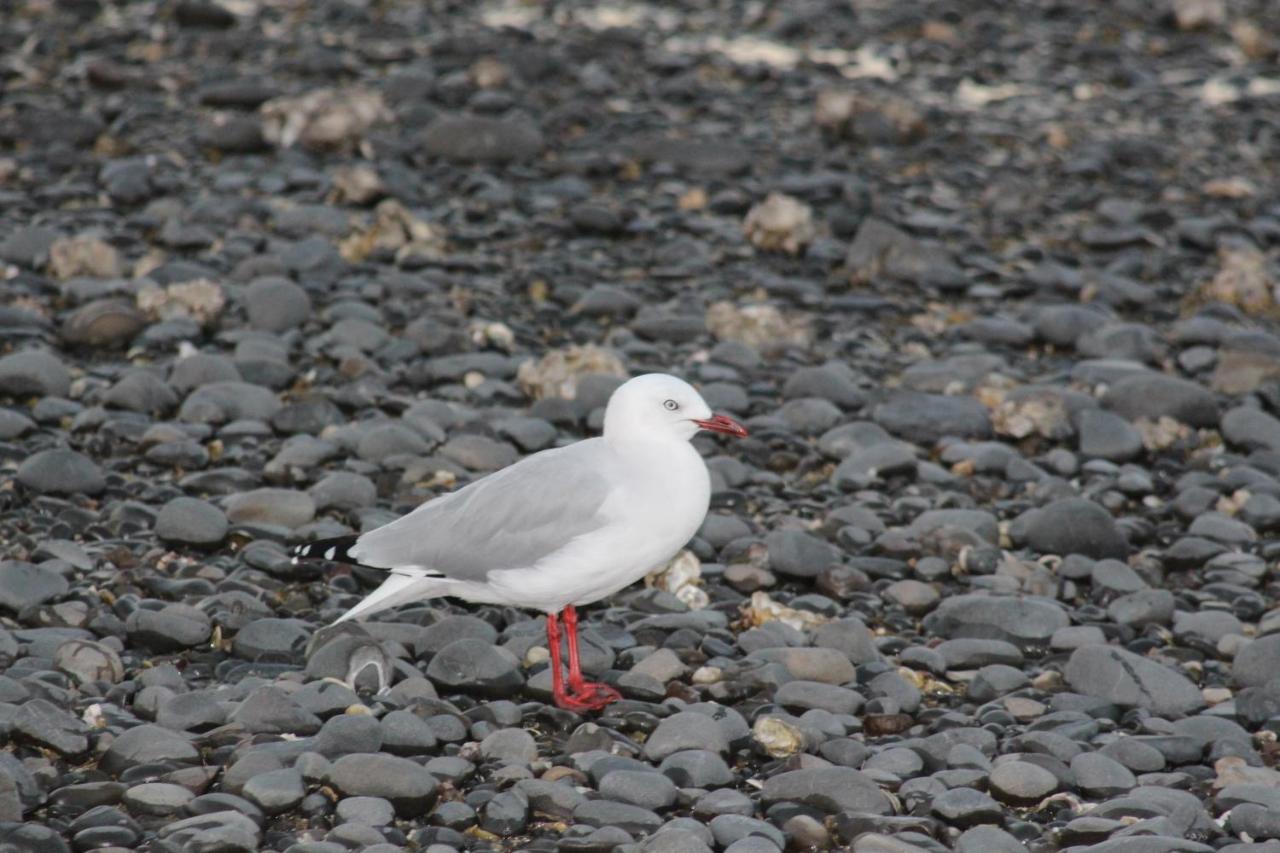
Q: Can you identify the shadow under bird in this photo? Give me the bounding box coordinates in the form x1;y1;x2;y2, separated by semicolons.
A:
292;373;748;712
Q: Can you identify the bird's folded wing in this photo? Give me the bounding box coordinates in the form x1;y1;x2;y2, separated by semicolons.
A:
349;440;616;582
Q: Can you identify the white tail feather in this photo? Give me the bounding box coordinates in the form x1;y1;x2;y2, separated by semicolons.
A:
335;569;451;623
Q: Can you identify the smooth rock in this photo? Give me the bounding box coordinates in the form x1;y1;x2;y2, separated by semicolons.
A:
1064;645;1206;717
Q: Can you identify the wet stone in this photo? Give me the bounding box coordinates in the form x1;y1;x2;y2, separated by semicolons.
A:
1102;373;1219;428
123;782;195;816
1064;645;1206;717
988;761;1058;804
336;795;395;826
481;788;529;836
17;449;106;496
230;686;322;735
1077;408;1143;461
54;639;124;685
923;594;1069;646
1233;634;1280;688
873;391;993;445
13;698;89;755
573;799;664;835
760;767;892;815
425;639;524;696
327;753;438;817
765;529;840;578
422;115;544;163
0;562;69;612
1020;497;1129;559
600;770;679;811
1071;753;1138;798
645;713;730;762
127;604;211;652
242;768;306;815
101;725;199;774
233;618;312;663
155;497;228;545
245;276;312;332
931;787;1004;827
479;728;537;766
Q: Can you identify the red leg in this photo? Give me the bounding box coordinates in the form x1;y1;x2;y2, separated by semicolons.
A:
563;604;586;691
545;612;570;706
560;605;620;711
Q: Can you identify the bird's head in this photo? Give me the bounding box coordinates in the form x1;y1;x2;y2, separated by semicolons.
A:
603;373;748;443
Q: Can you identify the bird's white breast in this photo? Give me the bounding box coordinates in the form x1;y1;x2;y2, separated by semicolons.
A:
611;439;711;551
484;438;711;612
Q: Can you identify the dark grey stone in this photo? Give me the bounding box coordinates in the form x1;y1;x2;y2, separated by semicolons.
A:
422;115;544;163
17;449;106;496
1020;497;1129;559
327;753;439;817
425;638;523;696
155;497;228;545
101;725;199;774
599;770;678;811
0;561;68;612
759;767;892;814
1234;634;1280;688
764;529;840;578
645;712;729;761
873;391;992;444
1064;645;1205;717
0;350;71;397
923;594;1069;646
241;768;305;816
1102;373;1218;428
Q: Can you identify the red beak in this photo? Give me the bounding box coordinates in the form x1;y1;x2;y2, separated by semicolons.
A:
692;414;749;438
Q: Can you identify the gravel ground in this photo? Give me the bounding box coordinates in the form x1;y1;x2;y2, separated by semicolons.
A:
2;0;1280;851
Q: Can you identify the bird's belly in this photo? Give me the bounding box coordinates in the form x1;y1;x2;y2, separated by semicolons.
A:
487;469;709;613
485;530;685;612
483;440;712;613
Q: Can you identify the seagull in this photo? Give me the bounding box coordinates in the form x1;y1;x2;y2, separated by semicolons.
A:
292;373;748;712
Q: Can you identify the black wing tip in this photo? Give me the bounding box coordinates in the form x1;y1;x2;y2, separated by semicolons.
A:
291;535;359;566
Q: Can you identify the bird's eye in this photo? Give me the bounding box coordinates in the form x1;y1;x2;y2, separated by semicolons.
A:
663;399;679;411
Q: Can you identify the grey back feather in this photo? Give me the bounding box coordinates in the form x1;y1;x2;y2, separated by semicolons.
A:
349;438;616;581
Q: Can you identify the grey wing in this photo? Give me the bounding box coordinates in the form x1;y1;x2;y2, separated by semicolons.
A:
349;439;616;582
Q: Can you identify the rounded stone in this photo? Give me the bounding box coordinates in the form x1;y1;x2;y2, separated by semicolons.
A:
0;350;71;397
645;713;730;762
245;276;312;332
61;298;147;347
1021;497;1128;559
155;496;228;545
17;449;106;495
425;639;524;697
1233;634;1280;688
1064;645;1205;717
123;782;195;816
1102;373;1218;428
989;761;1058;803
0;561;69;612
422;115;544;163
327;753;439;817
54;640;124;685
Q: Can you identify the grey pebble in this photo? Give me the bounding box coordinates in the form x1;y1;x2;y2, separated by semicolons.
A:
155;496;228;545
327;753;438;817
425;638;523;696
1064;645;1205;717
1019;497;1129;559
0;349;71;397
0;561;68;612
242;768;306;815
17;448;106;495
